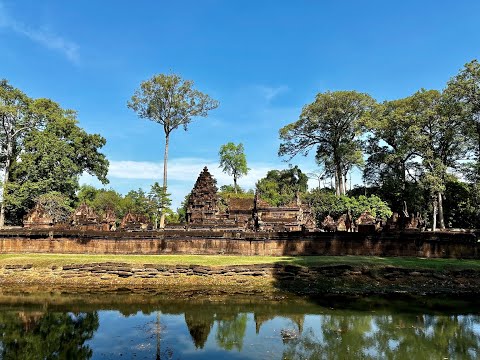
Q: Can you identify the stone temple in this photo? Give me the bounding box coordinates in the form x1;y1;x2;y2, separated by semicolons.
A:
185;167;314;231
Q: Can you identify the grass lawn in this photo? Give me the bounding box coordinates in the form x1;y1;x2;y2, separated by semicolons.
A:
0;253;480;270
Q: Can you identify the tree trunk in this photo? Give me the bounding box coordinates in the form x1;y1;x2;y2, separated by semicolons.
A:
160;134;169;229
477;123;480;180
432;198;437;232
233;173;238;194
401;162;407;211
336;165;345;196
334;170;340;196
437;192;445;229
0;141;13;228
0;165;9;228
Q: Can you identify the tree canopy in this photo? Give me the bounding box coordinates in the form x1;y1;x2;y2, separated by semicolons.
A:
0;83;108;225
128;73;218;227
279;91;374;196
218;142;249;193
256;166;308;206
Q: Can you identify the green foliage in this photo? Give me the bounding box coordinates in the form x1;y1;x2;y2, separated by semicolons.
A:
218;185;254;212
305;188;392;226
215;314;248;351
35;191;74;223
443;179;480;228
256;166;308;206
128;73;219;137
2;95;108;224
0;311;99;359
75;183;174;226
361;95;423;199
77;185;98;205
279;91;374;195
148;182;172;227
91;189;125;218
445;59;480;181
127;73;219;194
218;142;249;191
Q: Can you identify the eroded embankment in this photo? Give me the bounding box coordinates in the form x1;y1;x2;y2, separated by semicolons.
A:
1;262;480;297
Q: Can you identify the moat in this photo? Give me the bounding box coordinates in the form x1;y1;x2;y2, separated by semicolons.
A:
0;292;479;359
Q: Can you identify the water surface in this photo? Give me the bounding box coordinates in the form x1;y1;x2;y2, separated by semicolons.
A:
0;294;479;359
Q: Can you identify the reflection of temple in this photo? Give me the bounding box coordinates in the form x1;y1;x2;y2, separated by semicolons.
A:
184;311;214;349
186;167;315;231
254;313;304;334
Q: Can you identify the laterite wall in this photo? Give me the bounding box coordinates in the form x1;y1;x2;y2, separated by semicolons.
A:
0;229;478;258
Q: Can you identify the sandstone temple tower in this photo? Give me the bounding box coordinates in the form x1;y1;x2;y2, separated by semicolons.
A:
186;167;220;224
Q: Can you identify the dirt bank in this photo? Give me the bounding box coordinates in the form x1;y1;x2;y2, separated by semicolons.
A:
1;262;480;297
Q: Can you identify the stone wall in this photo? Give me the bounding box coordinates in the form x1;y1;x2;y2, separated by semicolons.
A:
0;229;478;258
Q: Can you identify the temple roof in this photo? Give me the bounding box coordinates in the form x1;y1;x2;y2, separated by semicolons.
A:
229;198;253;211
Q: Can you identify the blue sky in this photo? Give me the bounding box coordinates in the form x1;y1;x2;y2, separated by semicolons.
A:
1;0;479;208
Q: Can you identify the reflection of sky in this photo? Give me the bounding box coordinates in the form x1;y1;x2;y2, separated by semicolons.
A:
86;311;301;359
82;310;480;360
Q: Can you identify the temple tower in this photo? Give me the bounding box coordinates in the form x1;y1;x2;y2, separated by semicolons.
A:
186;167;219;224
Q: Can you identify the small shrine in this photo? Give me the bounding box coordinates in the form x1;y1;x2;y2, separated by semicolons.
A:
71;203;99;230
356;211;378;233
23;204;54;229
120;212;152;231
100;208;117;231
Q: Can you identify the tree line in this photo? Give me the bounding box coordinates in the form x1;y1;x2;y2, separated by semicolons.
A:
0;80;109;226
279;60;480;230
2;60;478;229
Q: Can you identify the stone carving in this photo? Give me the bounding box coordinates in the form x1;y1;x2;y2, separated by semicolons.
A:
386;210;424;231
101;208;117;231
120;212;152;231
184;167;315;232
254;195;313;232
228;198;254;229
321;215;336;232
357;211;378;233
23;204;54;229
71;203;99;230
336;214;347;232
186;167;220;225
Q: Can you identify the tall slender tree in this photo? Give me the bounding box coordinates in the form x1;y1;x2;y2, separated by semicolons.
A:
128;74;218;227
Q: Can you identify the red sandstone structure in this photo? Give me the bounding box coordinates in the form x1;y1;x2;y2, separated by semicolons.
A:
23;204;54;229
185;167;315;232
120;212;152;231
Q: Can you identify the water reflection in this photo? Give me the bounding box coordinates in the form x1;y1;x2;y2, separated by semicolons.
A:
0;296;479;359
282;314;480;360
0;311;98;359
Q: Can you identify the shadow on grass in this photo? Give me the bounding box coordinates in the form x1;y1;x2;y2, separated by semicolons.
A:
269;253;480;310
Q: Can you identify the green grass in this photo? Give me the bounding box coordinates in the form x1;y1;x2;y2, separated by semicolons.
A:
0;253;480;270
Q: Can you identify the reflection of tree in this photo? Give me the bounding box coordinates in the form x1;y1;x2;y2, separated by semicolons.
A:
372;314;480;359
215;314;248;351
184;311;214;349
282;314;480;360
0;311;99;360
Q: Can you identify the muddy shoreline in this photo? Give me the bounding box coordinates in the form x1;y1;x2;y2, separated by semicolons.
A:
2;262;480;298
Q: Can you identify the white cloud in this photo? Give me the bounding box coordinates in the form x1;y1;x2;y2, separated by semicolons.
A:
255;85;289;102
82;158;359;209
108;158;274;190
0;2;79;63
81;158;277;209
